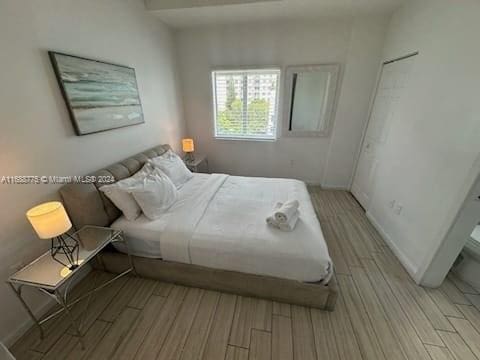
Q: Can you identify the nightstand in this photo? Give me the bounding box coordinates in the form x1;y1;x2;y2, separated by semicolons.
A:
184;154;209;173
7;226;135;347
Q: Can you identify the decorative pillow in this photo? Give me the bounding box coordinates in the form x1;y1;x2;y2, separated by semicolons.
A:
99;164;154;221
149;150;193;189
128;170;177;220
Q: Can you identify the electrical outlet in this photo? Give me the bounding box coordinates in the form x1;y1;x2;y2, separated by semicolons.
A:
388;200;396;208
395;204;403;215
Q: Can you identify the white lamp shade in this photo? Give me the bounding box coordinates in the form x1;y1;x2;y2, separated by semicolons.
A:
26;202;72;239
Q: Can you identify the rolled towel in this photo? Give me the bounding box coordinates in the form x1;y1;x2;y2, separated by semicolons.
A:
266;202;283;228
279;210;299;232
274;200;300;224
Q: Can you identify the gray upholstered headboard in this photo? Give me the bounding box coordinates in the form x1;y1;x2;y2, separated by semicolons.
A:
59;144;171;230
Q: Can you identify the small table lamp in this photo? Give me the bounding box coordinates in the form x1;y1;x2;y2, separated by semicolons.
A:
26;202;80;270
182;138;195;162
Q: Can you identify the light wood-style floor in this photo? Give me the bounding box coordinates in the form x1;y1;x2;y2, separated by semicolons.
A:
10;189;480;360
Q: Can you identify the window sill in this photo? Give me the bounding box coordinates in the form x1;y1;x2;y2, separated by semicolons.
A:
214;136;277;143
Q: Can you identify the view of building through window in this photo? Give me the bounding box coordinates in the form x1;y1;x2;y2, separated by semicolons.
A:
212;69;280;139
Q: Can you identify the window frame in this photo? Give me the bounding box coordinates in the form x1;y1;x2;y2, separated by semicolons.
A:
211;68;281;141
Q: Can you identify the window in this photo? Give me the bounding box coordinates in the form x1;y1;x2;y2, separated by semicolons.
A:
212;69;280;140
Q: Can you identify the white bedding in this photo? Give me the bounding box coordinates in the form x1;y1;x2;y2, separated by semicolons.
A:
112;173;332;283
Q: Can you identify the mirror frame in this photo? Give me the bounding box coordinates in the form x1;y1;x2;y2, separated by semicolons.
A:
282;64;341;137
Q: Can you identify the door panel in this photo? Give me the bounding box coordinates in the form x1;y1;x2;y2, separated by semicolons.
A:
352;55;416;209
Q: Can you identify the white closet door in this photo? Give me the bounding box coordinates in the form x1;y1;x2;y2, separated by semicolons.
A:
351;55;416;209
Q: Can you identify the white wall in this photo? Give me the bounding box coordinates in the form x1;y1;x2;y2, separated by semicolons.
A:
0;0;184;344
175;16;388;186
364;0;480;283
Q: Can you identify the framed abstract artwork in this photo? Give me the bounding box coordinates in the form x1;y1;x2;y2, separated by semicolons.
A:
49;51;144;135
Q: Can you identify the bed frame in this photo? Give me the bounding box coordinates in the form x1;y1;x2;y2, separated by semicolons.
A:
60;144;337;311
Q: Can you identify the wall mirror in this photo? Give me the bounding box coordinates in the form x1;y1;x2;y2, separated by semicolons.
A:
283;64;340;137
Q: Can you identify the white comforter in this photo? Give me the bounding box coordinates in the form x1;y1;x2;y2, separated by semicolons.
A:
112;174;332;283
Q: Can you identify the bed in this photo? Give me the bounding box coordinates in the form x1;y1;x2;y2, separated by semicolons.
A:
60;144;337;310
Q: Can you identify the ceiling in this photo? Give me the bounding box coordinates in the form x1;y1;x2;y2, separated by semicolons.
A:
145;0;405;28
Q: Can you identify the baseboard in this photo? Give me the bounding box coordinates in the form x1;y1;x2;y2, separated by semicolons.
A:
366;211;420;283
3;265;92;347
319;185;350;190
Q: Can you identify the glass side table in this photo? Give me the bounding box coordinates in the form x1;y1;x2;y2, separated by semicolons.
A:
7;225;135;348
184;154;209;173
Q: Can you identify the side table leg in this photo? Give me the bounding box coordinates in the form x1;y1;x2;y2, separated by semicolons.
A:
8;283;45;339
54;290;86;350
119;233;137;276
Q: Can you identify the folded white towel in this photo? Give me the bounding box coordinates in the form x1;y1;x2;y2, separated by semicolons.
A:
274;200;300;224
267;202;300;231
279;210;299;232
266;202;283;228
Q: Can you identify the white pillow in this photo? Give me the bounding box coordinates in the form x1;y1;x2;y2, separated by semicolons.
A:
128;170;177;220
99;164;155;221
149;150;193;189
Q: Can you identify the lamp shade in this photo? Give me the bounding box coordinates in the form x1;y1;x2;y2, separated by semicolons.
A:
26;202;72;239
182;138;195;153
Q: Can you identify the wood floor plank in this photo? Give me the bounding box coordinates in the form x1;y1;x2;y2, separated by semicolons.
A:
448;274;479;295
87;307;140;360
310;308;340;360
328;294;362;360
229;297;272;348
273;302;291;317
466;294;480;311
321;219;350;275
350;266;407;360
202;293;237;360
291;306;317;360
153;281;174;297
134;285;188;359
448;317;480;358
361;258;432;360
373;253;444;346
69;272;128;335
425;345;456;360
181;291;221;360
440;278;472;305
226;345;249;360
42;320;110;360
404;281;455;332
372;250;409;280
99;276;142;322
272;315;293;360
128;277;158;309
157;288;204;360
343;210;382;253
330;217;361;268
426;288;465;318
112;295;166;360
437;331;477;360
337;274;385;360
339;214;372;259
457;304;480;334
249;330;271;360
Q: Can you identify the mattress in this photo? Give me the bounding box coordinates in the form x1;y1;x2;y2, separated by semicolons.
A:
111;173;332;283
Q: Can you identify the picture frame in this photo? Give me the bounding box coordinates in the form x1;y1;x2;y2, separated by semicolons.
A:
49;51;145;135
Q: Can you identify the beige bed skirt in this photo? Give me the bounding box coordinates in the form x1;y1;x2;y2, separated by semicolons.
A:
94;251;338;311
